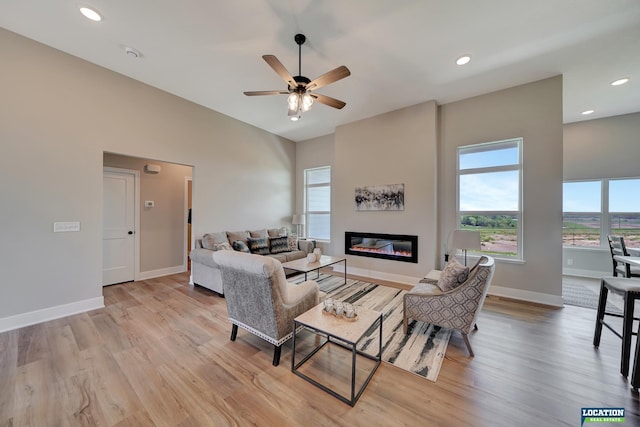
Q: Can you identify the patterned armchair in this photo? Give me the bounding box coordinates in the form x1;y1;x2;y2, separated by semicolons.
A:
213;251;323;366
403;256;495;356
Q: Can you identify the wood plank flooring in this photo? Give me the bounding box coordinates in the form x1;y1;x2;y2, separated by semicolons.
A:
1;272;639;426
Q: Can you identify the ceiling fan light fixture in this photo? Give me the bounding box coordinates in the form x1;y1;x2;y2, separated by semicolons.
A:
301;93;314;112
287;93;300;111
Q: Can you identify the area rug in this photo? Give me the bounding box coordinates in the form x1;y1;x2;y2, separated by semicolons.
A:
291;273;451;382
563;282;622;314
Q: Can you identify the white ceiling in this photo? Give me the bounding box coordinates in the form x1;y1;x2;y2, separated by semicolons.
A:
1;0;639;142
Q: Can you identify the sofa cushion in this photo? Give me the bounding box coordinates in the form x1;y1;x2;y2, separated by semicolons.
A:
213;242;233;251
284;250;306;262
268;227;288;238
265;253;288;263
269;236;290;254
249;228;268;238
202;232;228;250
227;230;250;246
437;258;470;292
231;240;251;253
247;237;270;255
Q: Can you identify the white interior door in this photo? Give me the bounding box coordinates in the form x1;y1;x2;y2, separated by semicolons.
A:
103;169;136;285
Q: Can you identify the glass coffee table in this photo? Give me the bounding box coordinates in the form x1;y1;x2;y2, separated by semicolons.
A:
291;303;383;406
282;255;347;285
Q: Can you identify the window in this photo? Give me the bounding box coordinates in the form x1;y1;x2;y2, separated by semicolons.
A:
563;178;640;249
457;138;523;259
304;166;331;241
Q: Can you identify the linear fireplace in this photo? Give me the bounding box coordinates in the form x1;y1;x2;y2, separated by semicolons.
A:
345;232;418;263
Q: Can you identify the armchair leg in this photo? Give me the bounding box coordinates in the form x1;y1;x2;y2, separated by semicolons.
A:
273;345;282;366
230;324;238;341
462;333;475;357
474;323;478;331
403;316;408;334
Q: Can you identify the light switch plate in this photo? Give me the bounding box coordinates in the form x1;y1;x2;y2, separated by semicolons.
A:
145;200;155;208
54;221;81;232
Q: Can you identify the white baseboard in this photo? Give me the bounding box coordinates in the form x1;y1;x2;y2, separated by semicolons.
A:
137;265;186;281
562;268;609;279
335;265;564;307
0;297;105;333
488;285;564;307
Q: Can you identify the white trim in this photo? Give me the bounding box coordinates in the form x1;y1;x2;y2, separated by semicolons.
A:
184;176;193;271
563;268;609;279
137;265;187;281
103;166;140;281
488;285;564;307
0;297;104;333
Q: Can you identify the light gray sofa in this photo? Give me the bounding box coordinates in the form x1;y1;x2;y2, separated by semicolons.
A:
190;228;315;295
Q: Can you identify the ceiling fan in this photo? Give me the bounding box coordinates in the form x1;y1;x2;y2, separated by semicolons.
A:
244;33;351;121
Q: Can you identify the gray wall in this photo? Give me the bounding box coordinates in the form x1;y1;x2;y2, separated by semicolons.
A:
562;112;640;277
297;78;564;304
0;29;296;329
439;76;564;305
332;101;439;281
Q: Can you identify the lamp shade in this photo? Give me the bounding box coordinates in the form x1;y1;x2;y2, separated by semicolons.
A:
292;214;305;225
450;230;481;250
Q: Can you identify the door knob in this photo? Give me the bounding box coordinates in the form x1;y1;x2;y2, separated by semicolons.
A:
128;231;134;235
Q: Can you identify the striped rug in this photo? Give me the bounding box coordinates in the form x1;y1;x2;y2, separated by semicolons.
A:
292;273;451;382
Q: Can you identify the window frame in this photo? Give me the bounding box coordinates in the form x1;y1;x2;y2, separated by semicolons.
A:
563;177;640;249
457;138;524;260
304;166;331;242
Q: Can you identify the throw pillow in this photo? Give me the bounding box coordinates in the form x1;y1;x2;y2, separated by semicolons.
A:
288;234;299;251
437;258;470;292
247;237;269;255
231;240;250;253
213;242;233;251
227;230;250;246
268;227;289;238
249;228;268;239
201;232;228;250
269;236;290;254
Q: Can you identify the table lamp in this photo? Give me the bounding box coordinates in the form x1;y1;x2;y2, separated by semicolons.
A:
450;230;481;266
292;214;305;237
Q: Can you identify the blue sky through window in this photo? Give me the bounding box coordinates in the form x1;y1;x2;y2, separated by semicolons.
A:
460;171;519;211
564;179;640;212
459;146;518;170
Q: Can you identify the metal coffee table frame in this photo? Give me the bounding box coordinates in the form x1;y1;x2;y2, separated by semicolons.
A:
291;307;382;406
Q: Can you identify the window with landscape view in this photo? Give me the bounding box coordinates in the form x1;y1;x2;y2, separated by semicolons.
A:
563;178;640;249
304;166;331;241
457;138;523;259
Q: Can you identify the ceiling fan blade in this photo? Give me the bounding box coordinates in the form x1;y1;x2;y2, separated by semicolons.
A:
306;66;351;91
244;90;289;96
310;93;346;109
262;55;298;89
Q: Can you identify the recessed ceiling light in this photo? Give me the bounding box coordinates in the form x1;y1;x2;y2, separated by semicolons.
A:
581;110;595;115
80;7;102;22
456;55;471;66
611;78;629;86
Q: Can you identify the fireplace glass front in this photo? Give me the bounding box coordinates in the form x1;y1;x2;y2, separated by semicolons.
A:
345;232;418;263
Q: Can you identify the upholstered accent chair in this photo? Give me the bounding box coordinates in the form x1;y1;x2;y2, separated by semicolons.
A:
607;235;640;278
403;256;495;356
212;251;324;366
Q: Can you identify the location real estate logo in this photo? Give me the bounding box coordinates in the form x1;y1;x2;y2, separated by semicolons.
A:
581;408;625;425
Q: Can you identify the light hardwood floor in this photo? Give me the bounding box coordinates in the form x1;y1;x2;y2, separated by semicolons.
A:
1;272;639;426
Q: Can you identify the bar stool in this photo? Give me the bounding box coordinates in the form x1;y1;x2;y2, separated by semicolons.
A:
593;277;640;377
